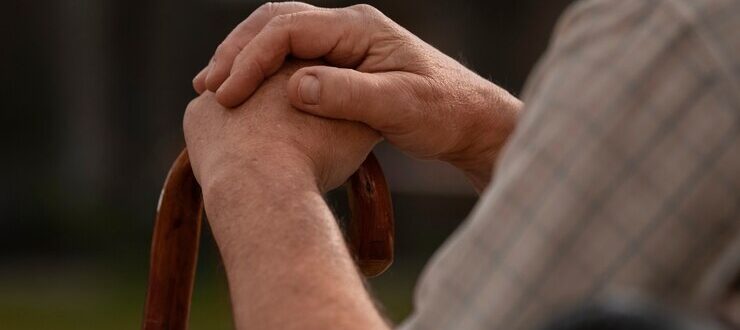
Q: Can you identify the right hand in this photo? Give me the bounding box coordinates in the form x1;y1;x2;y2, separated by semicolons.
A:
193;2;522;190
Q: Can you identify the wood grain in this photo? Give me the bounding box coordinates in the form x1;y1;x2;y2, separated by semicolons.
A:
347;153;395;277
142;150;203;330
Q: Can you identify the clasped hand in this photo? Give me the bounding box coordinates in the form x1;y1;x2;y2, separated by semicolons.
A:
184;60;379;199
185;2;522;199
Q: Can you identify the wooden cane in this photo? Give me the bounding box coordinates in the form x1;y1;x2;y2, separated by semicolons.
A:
142;149;394;330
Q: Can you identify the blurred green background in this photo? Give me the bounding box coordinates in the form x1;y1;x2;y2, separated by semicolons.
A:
1;0;574;328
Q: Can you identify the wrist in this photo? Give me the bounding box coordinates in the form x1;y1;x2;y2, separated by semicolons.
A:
199;147;320;226
448;81;522;192
202;163;323;265
201;165;383;330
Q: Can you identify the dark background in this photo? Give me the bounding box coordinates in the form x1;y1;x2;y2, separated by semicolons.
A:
1;0;575;328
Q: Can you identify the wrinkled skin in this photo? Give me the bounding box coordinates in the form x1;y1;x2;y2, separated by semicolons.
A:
193;2;522;191
185;60;380;196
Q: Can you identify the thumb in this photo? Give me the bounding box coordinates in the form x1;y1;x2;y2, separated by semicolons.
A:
287;66;411;130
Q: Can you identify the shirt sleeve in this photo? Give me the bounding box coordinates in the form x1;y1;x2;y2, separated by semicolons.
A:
399;0;740;329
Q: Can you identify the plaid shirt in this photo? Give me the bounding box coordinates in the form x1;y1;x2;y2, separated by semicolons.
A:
399;0;740;329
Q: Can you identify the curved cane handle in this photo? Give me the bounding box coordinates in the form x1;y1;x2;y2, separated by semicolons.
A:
142;149;394;330
347;152;394;277
142;150;202;330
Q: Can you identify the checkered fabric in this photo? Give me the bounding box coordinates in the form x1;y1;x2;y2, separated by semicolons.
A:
399;0;740;329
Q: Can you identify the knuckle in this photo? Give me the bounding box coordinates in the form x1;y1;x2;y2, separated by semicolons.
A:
232;47;247;64
348;4;374;13
183;98;199;131
348;4;379;16
269;12;299;28
344;4;386;29
335;71;356;111
185;96;200;114
215;42;239;59
185;94;211;116
184;97;201;119
214;42;229;57
256;2;312;18
184;94;218;130
345;73;359;104
232;52;256;74
233;56;264;81
255;2;277;17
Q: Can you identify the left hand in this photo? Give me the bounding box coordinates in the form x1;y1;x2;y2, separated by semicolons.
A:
183;60;380;199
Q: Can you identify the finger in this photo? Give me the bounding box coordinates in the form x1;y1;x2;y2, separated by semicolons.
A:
217;6;379;108
286;66;414;131
193;55;216;93
204;44;240;91
205;2;318;92
192;66;209;94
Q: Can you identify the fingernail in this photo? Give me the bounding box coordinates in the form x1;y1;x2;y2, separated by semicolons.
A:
299;75;320;105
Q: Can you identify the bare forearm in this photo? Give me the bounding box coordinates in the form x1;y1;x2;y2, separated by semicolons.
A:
202;161;388;330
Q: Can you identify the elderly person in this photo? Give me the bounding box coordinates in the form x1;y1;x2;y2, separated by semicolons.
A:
184;0;740;329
